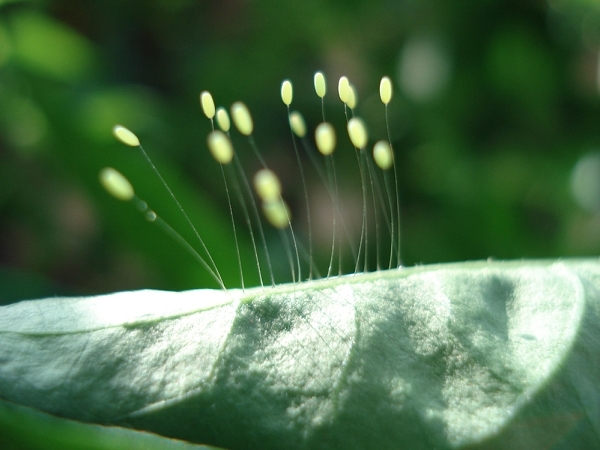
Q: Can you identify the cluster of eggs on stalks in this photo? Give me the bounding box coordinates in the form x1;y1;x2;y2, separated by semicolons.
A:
99;71;399;290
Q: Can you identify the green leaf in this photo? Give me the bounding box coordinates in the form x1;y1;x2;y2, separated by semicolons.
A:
1;259;599;449
9;11;97;82
0;397;223;450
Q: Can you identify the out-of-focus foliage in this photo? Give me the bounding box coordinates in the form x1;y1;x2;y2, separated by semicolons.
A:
1;0;600;296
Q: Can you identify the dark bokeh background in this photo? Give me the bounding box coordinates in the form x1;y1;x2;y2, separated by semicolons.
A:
1;0;600;299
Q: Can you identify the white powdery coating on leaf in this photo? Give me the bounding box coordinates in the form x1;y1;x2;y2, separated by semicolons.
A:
0;288;239;333
0;260;593;449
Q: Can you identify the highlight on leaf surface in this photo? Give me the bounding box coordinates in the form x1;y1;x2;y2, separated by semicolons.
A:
338;76;350;104
314;71;326;98
373;140;393;170
262;198;291;229
200;91;216;119
99;167;134;201
380;76;392;104
315;122;336;156
231;101;254;136
281;80;293;106
215;107;230;132
347;117;368;149
112;125;140;147
289;111;306;138
253;168;282;202
207;130;234;164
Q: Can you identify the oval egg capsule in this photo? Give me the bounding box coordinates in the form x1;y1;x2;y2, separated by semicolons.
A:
346;84;357;110
207;130;234;164
379;76;393;105
289;111;306;138
281;80;293;106
315;122;336;156
254;168;282;203
231;102;254;136
373;141;394;170
314;71;326;98
112;125;140;147
99;167;135;201
338;76;350;104
262;198;291;229
216;107;231;132
347;117;368;149
200;91;216;119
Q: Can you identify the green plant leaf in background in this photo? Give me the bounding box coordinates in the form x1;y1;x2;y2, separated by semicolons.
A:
1;259;598;449
9;11;96;82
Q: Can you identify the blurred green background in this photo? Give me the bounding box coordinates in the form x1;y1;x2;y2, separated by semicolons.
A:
1;0;600;300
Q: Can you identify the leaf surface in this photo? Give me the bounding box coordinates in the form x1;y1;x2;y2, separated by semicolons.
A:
1;259;599;449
